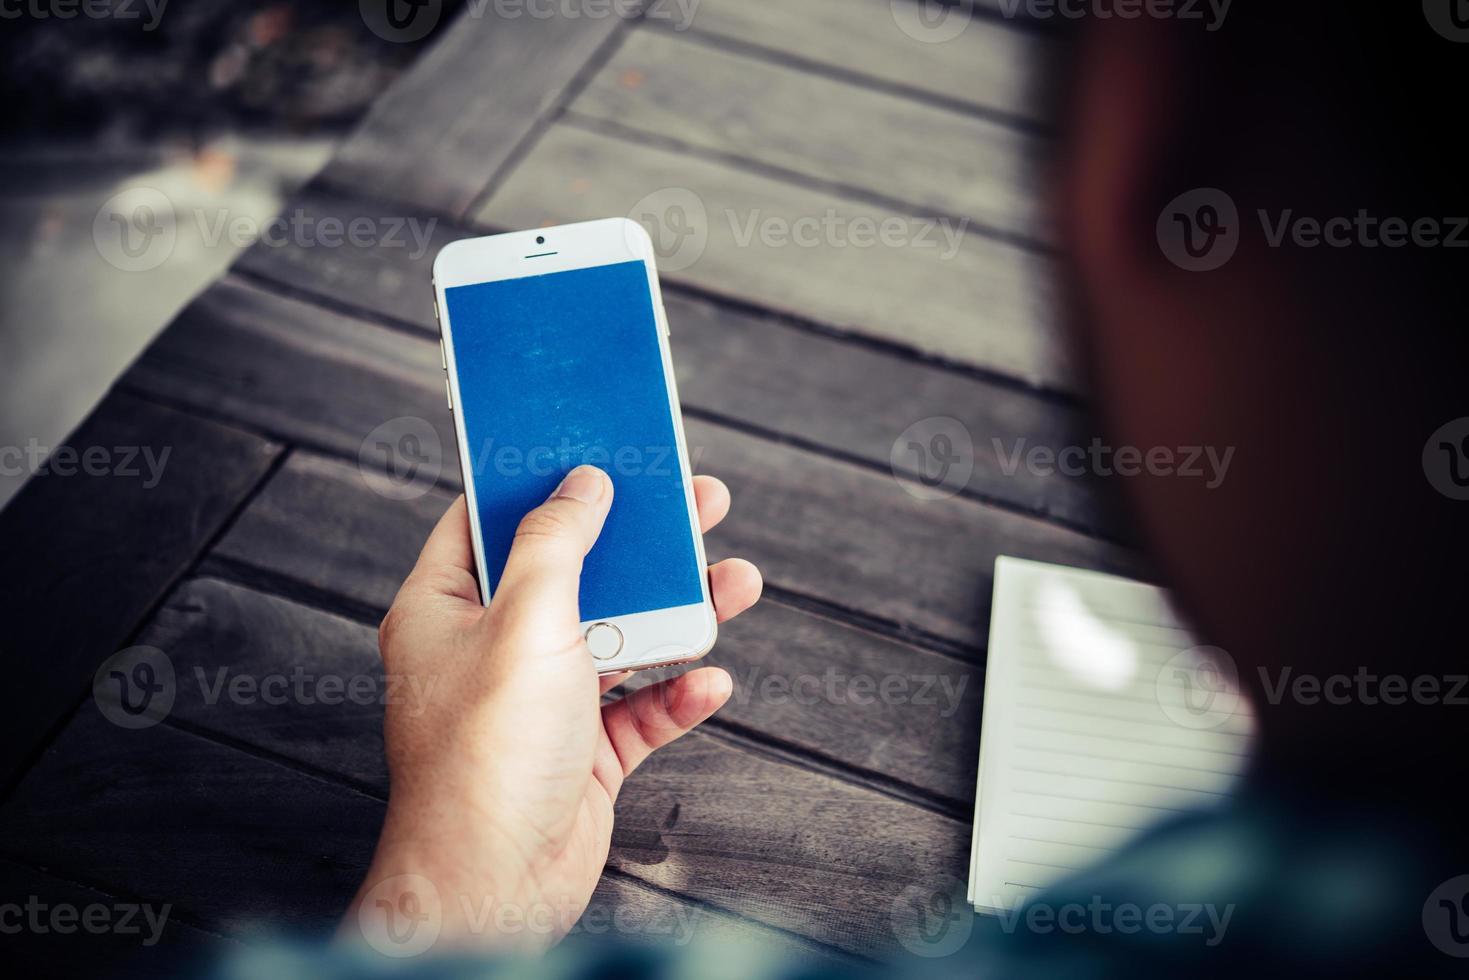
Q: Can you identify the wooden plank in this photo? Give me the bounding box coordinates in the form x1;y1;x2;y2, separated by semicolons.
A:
212;452;456;620
475;124;1068;387
0;710;381;937
0;856;234;978
143;574;394;788
684;0;1050;121
122;277;455;464
572;28;1045;241
0;708;793;954
208;450;1115;806
233;187;462;327
0;391;281;790
211;461;988;801
661;291;1118;537
635;600;983;805
688;417;1140;648
317;3;628;216
117;575;965;955
134;277;1136;651
603;730;968;955
235;190;1124;536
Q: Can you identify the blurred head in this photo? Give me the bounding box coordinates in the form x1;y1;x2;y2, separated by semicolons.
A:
1051;4;1467;786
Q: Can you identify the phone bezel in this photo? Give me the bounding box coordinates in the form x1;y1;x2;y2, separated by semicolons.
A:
432;217;717;674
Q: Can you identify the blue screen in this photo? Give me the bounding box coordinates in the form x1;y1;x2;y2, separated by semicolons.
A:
444;260;704;621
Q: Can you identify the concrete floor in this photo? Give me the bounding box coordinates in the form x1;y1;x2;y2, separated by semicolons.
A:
0;137;333;510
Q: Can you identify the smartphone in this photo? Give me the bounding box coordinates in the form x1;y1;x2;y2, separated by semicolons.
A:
431;218;716;673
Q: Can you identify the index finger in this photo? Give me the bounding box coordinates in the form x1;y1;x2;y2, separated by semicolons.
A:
404;495;481;603
693;475;730;533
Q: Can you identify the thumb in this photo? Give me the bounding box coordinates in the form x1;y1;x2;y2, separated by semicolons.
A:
492;465;613;629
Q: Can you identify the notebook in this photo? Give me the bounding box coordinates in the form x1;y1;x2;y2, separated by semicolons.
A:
968;557;1256;914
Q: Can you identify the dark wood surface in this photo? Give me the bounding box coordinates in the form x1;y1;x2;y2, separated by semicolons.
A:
0;393;281;790
0;855;235;978
234;188;1128;537
0;1;1133;968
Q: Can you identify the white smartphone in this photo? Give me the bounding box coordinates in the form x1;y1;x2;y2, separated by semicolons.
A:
431;218;717;674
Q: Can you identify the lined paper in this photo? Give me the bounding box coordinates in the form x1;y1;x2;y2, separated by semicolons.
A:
968;557;1255;913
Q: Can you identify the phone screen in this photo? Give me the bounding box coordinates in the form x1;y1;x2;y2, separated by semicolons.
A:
443;259;704;621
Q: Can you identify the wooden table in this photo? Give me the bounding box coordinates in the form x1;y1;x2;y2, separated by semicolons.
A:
0;1;1141;969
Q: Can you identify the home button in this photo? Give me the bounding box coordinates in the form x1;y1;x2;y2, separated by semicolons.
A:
584;622;624;661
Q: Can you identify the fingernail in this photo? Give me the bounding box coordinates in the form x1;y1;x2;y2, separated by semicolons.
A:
552;465;606;504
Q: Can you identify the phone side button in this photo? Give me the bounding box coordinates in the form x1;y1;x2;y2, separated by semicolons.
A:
444;378;454;411
439;339;447;370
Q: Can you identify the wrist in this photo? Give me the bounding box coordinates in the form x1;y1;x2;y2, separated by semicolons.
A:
345;798;558;955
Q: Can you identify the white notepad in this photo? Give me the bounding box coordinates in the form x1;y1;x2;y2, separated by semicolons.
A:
968;557;1256;914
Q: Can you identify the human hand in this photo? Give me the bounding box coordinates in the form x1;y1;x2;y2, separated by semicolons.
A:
345;465;762;955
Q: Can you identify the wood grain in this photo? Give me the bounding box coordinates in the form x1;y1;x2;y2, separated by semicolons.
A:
0;392;280;791
122;277;456;464
0;856;234;978
234;187;461;327
0;0;1114;965
211;460;992;802
115;575;966;955
475;124;1067;386
683;0;1050;121
236;190;1121;535
573;28;1046;241
318;2;627;217
132;277;1136;652
213;451;456;620
0;707;804;955
604;730;968;954
0;710;382;937
204;440;1134;816
144;575;394;787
